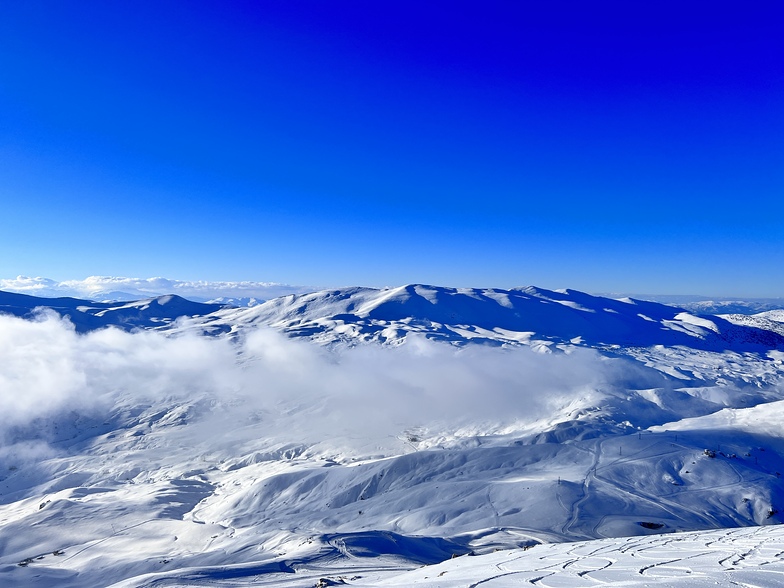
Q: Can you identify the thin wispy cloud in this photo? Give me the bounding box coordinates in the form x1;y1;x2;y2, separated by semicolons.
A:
0;276;313;303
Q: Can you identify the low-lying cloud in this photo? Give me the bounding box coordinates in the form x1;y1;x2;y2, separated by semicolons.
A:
0;312;651;457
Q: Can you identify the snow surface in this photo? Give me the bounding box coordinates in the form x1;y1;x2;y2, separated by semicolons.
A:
1;284;784;587
597;293;784;316
172;284;784;352
364;525;784;587
0;290;224;332
722;311;784;338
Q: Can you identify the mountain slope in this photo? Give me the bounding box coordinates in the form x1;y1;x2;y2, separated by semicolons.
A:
722;310;784;337
0;290;224;332
178;284;784;351
4;393;784;587
2;284;784;587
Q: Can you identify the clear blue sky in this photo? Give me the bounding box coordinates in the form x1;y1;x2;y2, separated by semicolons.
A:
1;1;782;296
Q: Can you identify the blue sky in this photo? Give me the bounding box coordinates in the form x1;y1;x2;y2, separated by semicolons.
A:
1;2;782;296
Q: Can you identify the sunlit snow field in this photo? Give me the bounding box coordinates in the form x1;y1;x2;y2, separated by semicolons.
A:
1;285;784;586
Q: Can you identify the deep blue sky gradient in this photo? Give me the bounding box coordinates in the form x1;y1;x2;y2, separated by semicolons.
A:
1;2;782;295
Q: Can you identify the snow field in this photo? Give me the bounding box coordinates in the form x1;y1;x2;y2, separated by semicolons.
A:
1;284;784;586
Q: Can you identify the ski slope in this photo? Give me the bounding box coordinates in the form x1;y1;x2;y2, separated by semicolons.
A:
362;524;784;587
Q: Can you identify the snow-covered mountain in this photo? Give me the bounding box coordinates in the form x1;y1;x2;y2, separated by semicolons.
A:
7;277;784;315
597;293;784;316
0;289;224;332
722;310;784;338
182;284;784;350
1;284;784;587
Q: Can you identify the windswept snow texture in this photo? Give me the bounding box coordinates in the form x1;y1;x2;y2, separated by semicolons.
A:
352;525;784;587
1;284;784;587
722;310;784;338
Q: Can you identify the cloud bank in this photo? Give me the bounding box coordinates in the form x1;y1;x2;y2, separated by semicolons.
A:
0;276;313;304
0;312;654;459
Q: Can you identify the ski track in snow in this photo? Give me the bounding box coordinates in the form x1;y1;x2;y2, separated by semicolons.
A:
366;526;784;587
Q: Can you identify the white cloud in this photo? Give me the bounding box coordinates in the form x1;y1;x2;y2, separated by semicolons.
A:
0;312;649;458
0;275;313;304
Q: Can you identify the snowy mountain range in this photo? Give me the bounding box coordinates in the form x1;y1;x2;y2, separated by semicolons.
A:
597;293;784;316
0;289;224;332
4;275;783;314
177;284;784;350
4;283;783;349
1;284;784;587
0;276;312;305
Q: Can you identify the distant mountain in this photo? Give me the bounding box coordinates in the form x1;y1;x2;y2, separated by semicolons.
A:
4;277;783;315
179;284;784;352
3;284;783;351
0;290;224;332
678;299;784;315
721;309;784;337
597;293;784;315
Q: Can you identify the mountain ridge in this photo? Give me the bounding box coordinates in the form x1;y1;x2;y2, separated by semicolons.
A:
3;284;783;351
0;289;225;332
180;284;784;352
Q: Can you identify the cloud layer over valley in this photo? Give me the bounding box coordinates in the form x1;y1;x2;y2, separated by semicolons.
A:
1;293;784;588
0;276;312;305
0;311;653;459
